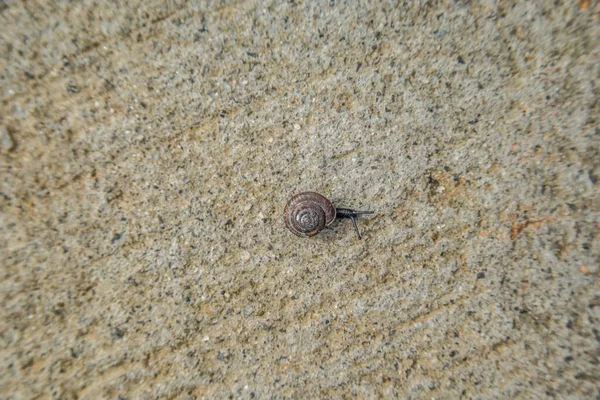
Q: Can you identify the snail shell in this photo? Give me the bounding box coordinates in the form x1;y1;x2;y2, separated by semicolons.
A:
284;192;336;237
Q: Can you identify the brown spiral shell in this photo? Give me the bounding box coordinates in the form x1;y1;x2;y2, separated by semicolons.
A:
283;192;336;237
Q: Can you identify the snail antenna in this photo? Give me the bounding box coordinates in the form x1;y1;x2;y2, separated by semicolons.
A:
350;215;362;240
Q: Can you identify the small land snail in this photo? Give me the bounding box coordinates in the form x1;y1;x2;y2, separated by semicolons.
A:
283;192;374;239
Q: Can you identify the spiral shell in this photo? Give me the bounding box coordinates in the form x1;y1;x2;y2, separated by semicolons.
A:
284;192;336;237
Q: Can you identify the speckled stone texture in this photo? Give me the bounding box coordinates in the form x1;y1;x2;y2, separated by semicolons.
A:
1;0;599;399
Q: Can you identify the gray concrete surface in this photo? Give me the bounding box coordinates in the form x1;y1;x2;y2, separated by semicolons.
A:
1;0;599;398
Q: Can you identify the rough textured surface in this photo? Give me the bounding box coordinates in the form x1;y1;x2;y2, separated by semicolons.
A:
1;0;599;399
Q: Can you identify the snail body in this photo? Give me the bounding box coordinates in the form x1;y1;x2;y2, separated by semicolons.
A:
284;191;374;239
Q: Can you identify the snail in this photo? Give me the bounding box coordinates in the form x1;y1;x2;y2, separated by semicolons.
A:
283;192;374;239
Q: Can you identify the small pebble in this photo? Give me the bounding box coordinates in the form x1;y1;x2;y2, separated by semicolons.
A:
1;126;15;151
240;250;251;261
579;265;590;275
293;124;301;130
111;233;122;244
